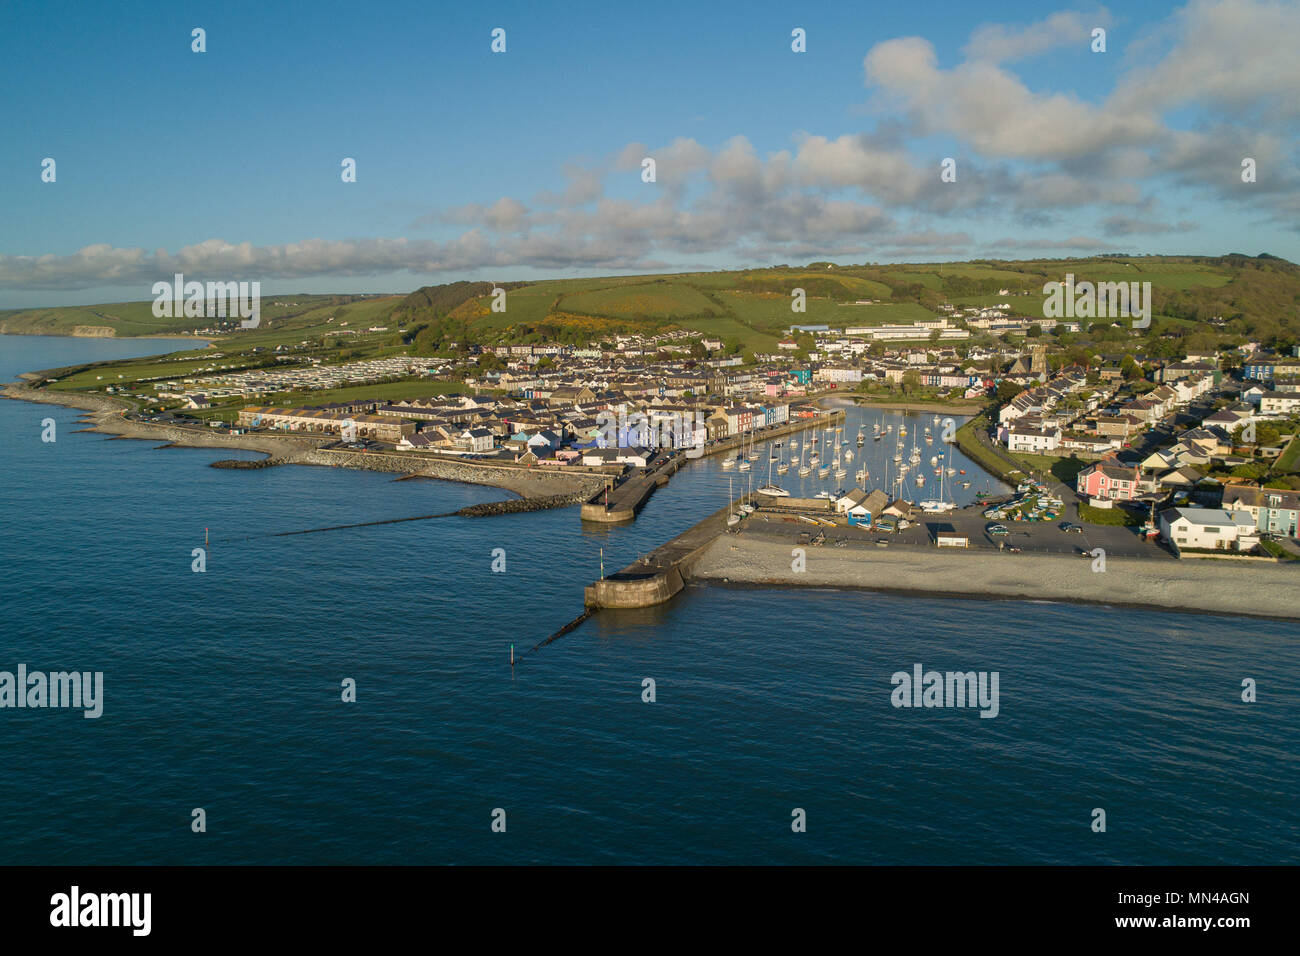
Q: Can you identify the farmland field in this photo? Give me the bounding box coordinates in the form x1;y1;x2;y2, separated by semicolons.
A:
558;282;722;319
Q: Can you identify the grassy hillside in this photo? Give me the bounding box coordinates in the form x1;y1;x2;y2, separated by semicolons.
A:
5;254;1297;358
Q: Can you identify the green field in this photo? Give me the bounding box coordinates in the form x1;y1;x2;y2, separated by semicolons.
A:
1079;502;1141;526
1009;453;1089;486
838;302;940;327
558;281;722;319
5;255;1296;375
1275;434;1300;474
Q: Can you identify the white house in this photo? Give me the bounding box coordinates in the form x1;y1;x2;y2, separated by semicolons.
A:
1260;391;1300;415
1158;507;1259;557
1005;424;1062;453
460;428;495;454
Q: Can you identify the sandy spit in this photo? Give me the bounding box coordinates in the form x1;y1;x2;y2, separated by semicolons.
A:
690;533;1300;621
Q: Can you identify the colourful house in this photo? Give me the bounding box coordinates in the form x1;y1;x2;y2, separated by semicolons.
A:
1077;460;1140;502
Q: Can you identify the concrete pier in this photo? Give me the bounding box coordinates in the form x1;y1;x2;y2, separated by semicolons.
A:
579;453;688;523
584;499;742;607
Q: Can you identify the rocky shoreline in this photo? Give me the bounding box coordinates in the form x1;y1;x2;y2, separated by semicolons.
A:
1;381;602;502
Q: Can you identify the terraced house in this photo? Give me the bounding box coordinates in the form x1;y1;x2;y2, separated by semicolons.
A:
1220;485;1300;539
1076;460;1140;502
237;406;415;442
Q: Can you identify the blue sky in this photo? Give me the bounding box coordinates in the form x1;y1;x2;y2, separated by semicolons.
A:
2;0;1298;306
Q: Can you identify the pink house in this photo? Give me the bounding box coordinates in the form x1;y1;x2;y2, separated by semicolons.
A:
1077;460;1140;501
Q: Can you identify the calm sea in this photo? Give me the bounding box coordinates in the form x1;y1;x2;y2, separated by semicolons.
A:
1;335;1296;865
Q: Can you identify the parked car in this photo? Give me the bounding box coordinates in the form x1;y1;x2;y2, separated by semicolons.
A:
987;524;1009;536
1059;521;1083;533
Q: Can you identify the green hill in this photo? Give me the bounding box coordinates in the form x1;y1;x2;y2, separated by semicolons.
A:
4;254;1297;357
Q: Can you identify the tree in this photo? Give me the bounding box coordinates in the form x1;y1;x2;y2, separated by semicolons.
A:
901;370;921;395
996;380;1023;403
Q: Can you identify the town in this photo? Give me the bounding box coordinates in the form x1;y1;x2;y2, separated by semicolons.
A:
24;262;1297;573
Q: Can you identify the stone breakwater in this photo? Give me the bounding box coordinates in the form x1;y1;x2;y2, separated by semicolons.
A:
2;382;602;501
211;457;294;469
455;492;591;517
298;448;603;499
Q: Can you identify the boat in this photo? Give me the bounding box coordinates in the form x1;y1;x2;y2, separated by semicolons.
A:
946;467;956;476
929;456;938;467
798;464;812;477
844;449;853;462
722;455;736;469
958;469;966;475
818;465;831;478
960;480;971;488
932;415;941;425
738;458;751;471
757;451;788;498
899;424;908;437
777;461;789;475
924;433;933;444
874;433;882;441
834;466;847;479
893;452;902;463
915;474;925;486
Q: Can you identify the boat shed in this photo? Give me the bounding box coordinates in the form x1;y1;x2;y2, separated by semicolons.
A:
930;522;969;548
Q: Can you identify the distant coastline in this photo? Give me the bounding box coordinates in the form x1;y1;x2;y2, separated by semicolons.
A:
0;325;207;340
